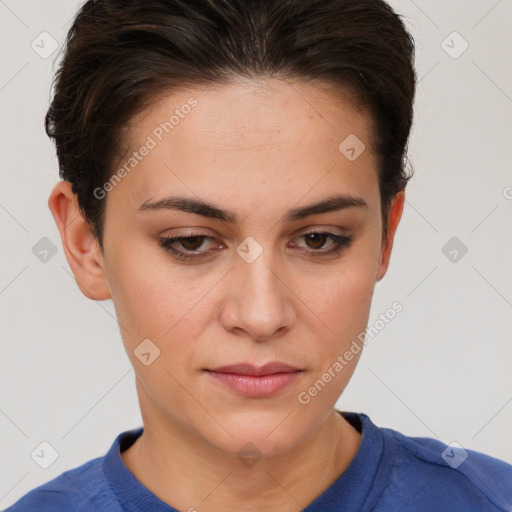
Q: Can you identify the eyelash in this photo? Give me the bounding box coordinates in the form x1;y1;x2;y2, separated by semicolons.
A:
158;229;353;261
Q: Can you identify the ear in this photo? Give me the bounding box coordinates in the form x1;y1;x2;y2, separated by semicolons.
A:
376;190;405;282
48;181;111;300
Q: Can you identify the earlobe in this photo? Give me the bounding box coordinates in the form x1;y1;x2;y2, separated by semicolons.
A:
376;190;405;282
48;181;111;301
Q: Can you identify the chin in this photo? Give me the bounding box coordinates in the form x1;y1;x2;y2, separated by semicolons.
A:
196;405;311;459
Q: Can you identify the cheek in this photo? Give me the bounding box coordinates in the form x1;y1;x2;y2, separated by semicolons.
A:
105;245;225;380
305;255;376;381
105;245;193;344
295;269;373;410
313;258;376;335
106;255;209;418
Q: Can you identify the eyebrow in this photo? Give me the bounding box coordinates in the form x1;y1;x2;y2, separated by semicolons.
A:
137;193;368;223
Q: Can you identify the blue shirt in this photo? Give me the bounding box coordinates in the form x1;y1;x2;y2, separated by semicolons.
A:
6;411;512;511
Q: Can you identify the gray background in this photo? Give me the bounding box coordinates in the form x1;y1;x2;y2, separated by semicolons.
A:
1;0;511;508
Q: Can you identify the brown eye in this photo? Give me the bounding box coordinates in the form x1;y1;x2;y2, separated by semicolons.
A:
304;232;328;250
291;230;354;256
179;236;206;251
159;233;221;261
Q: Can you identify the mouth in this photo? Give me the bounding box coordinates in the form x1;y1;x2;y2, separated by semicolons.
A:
204;362;303;398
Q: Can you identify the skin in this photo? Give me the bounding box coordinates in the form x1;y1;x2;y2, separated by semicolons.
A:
49;77;404;512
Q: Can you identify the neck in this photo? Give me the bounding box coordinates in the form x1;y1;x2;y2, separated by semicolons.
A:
122;400;361;512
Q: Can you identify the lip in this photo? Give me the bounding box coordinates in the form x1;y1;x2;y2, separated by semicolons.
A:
205;362;303;398
209;362;301;376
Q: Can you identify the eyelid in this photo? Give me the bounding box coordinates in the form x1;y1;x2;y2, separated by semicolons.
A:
293;225;349;237
162;225;348;239
158;227;353;262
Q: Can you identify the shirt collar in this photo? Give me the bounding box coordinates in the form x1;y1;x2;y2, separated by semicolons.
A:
103;411;394;512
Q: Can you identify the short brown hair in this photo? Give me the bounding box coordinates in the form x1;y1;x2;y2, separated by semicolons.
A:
45;0;416;250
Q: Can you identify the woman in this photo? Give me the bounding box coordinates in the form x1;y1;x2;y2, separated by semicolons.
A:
7;0;511;510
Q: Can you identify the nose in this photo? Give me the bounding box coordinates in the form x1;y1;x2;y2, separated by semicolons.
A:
219;248;296;342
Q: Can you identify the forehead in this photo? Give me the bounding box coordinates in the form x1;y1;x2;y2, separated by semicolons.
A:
129;77;371;147
111;78;379;214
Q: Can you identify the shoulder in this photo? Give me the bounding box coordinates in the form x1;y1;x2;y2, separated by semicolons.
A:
380;424;512;511
4;455;119;512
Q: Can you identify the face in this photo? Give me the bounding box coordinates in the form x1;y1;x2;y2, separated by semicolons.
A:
97;78;394;457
